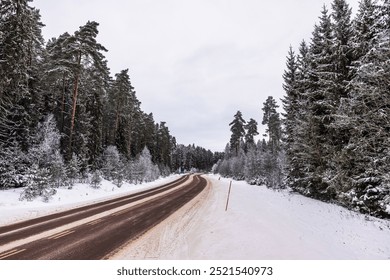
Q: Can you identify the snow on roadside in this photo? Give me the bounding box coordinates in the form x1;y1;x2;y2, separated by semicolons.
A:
114;174;390;260
0;175;180;227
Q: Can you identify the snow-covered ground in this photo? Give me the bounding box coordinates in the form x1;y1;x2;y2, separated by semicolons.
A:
1;174;390;259
113;175;390;260
0;175;180;227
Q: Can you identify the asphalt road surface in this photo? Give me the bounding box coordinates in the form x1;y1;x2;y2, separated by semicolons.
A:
0;174;207;259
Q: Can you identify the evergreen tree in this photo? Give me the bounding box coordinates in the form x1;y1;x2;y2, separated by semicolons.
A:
0;2;223;200
41;32;74;136
66;21;108;158
67;153;81;186
331;0;353;95
279;0;390;217
281;46;299;157
84;60;111;166
50;150;66;188
229;111;246;156
281;45;307;188
244;118;259;148
155;122;172;168
244;145;264;184
334;0;390;216
298;5;337;198
0;142;29;189
262;96;281;153
90;170;102;189
0;0;45;150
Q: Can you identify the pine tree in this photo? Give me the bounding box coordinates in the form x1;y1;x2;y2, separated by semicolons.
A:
106;69;142;159
41;33;72;141
244;118;259;149
261;96;283;187
229;111;246;156
66;21;108;158
84;60;111;166
262;96;281;153
155;122;172;168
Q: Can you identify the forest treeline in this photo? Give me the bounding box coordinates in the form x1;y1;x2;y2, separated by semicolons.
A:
1;0;389;218
215;0;390;218
0;0;220;200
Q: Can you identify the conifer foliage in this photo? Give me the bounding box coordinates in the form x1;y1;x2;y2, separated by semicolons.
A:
282;0;390;218
0;0;219;199
214;100;284;188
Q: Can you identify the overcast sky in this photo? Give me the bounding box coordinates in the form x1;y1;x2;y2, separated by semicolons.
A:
33;0;360;152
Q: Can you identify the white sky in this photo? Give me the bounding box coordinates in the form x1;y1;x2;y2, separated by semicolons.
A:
33;0;360;152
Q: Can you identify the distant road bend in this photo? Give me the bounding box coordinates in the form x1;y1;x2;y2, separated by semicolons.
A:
0;174;207;259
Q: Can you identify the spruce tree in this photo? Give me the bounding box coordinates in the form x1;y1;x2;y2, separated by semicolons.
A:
301;6;337;198
282;45;307;189
335;0;390;216
0;0;45;150
350;0;378;69
281;46;298;159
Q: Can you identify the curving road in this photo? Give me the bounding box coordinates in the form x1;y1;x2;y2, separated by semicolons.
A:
0;174;207;260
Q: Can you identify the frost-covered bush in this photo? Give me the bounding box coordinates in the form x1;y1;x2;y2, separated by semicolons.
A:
20;164;57;202
339;179;390;219
67;153;81;186
50;150;67;188
127;147;160;184
19;114;64;201
90;170;102;189
101;145;124;182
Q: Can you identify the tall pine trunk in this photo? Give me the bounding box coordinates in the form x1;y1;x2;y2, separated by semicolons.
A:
60;72;66;133
68;51;82;158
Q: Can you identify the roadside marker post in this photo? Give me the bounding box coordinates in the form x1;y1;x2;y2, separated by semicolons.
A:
225;180;232;211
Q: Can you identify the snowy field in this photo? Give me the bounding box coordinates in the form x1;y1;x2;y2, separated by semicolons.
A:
1;174;390;259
